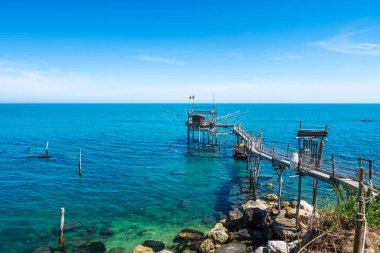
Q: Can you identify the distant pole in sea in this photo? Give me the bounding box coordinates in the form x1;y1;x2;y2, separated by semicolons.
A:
58;208;65;246
45;141;49;157
78;148;82;177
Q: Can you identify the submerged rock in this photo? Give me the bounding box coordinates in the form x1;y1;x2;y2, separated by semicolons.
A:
142;240;165;252
78;241;106;253
107;247;125;253
52;221;82;234
132;245;154;253
99;227;114;237
87;226;97;234
137;229;155;236
174;229;205;242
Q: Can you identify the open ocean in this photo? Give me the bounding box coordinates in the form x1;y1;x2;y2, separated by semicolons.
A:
0;104;379;252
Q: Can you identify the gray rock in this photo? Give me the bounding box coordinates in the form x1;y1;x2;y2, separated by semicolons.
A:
199;238;215;253
99;227;114;237
262;225;274;240
254;246;269;253
243;206;268;230
78;241;106;253
225;208;244;230
266;240;288;253
252;230;265;243
272;217;297;240
215;242;247;253
208;223;229;244
142;240;165;252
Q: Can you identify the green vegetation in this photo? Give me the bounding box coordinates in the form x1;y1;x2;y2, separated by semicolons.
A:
332;194;380;227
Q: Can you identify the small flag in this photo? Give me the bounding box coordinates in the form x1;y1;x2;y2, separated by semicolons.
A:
189;95;194;99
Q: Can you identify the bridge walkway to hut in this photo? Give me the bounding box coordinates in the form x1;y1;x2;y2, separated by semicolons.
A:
233;125;380;194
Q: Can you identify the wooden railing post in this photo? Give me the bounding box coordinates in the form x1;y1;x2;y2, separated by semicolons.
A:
353;158;365;253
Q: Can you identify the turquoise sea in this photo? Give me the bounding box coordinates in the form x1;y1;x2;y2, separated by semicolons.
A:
0;104;379;252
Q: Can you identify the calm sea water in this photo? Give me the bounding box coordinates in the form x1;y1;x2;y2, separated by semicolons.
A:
0;104;379;252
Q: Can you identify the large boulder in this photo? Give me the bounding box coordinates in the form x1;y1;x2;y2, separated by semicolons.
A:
208;223;229;244
142;240;165;252
300;200;313;214
241;200;267;210
254;246;269;253
265;194;278;201
262;225;274;240
132;245;154;253
272;217;297;240
266;240;288;253
252;230;265;243
215;242;246;253
229;229;251;243
199;238;215;253
242;202;268;230
225;208;244;230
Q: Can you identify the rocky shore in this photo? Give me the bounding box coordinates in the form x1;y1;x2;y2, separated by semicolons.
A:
131;197;316;253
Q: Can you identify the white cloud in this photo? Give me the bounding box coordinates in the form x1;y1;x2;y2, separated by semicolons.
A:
311;25;380;56
131;54;185;65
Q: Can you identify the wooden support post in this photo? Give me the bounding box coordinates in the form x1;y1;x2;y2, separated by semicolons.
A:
78;148;82;177
331;155;336;185
277;168;283;210
59;207;65;245
192;128;194;141
187;127;190;144
296;173;302;231
198;126;200;150
368;160;373;197
353;164;365;253
202;131;205;144
249;156;253;194
253;158;261;201
312;179;318;216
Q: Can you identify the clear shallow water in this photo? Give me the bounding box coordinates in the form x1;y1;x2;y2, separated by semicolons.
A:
0;104;379;252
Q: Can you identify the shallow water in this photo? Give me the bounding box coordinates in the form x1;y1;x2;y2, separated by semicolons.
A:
0;104;379;252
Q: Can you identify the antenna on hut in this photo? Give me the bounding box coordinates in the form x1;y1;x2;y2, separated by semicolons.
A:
78;148;82;177
45;141;49;157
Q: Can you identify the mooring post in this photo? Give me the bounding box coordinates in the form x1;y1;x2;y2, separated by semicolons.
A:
45;141;49;156
59;207;65;245
312;178;318;216
78;148;82;177
249;156;253;194
202;131;205;144
353;162;365;253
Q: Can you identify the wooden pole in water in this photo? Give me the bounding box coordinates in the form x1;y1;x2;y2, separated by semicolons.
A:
78;148;82;177
331;155;336;185
45;141;49;156
198;126;200;150
353;161;365;253
187;127;190;144
59;207;65;245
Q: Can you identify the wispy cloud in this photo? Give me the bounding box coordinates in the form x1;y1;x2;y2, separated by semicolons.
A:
132;54;185;65
310;25;380;56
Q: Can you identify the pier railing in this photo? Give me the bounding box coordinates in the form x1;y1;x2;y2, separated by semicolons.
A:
233;124;379;192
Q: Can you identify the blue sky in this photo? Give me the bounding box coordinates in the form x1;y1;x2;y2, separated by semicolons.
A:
0;1;380;103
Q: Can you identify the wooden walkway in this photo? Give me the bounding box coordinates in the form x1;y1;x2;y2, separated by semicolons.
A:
233;125;379;194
